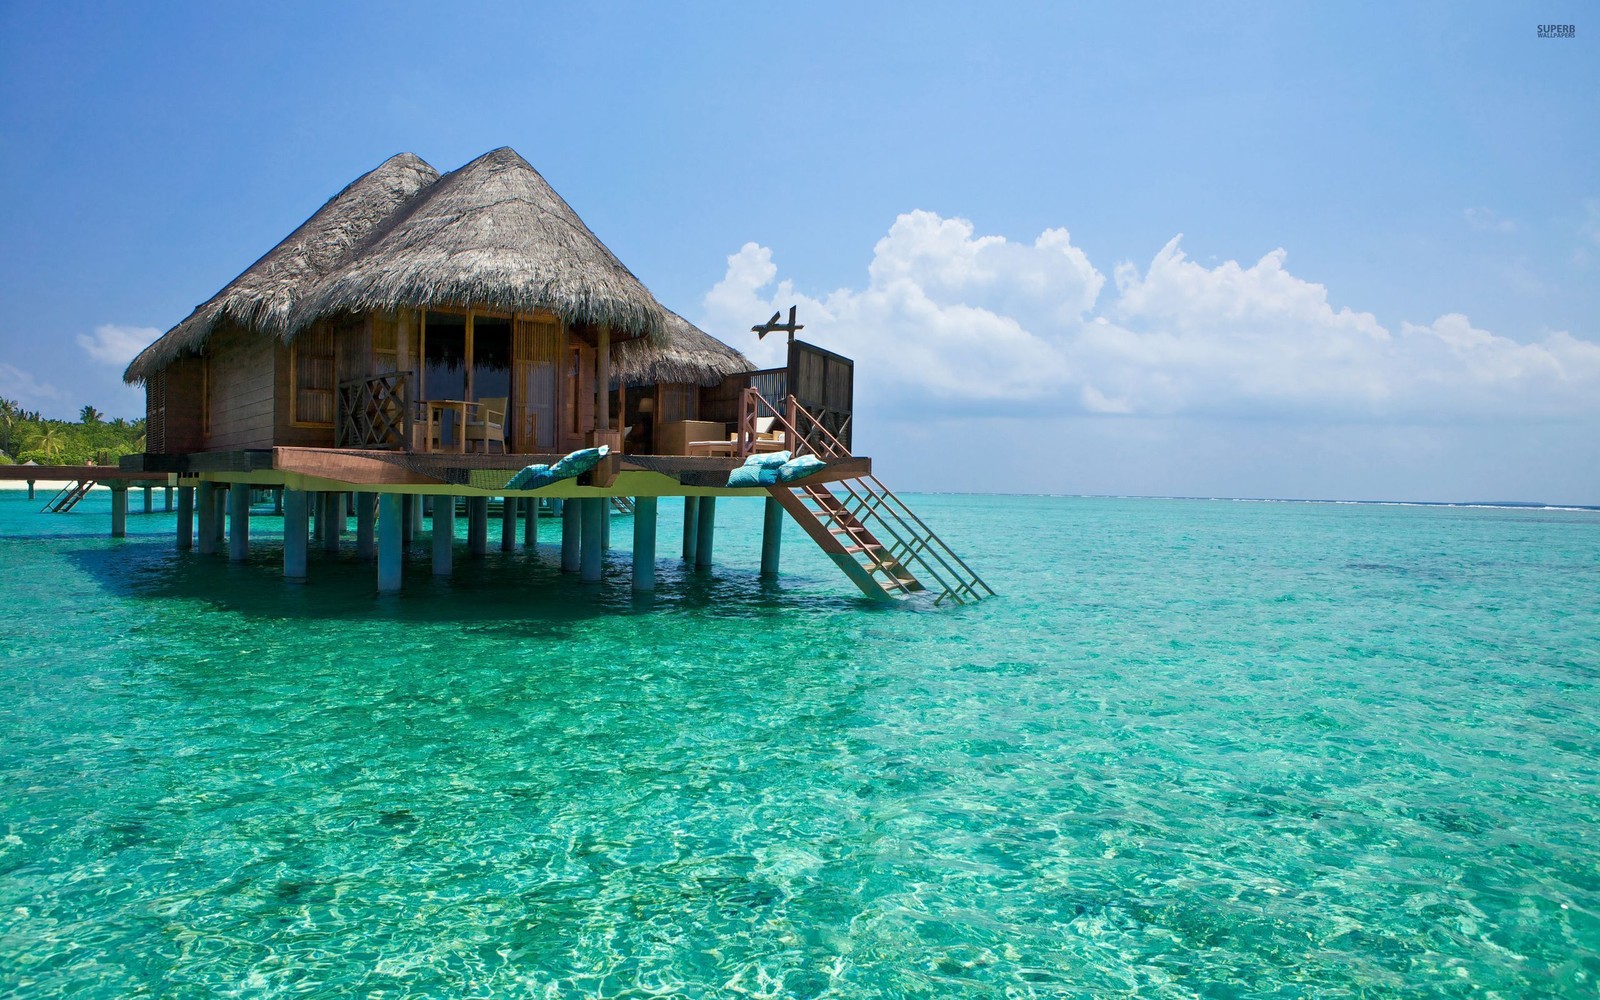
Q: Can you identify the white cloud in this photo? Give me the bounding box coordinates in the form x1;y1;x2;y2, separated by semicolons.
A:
701;212;1600;423
77;323;158;366
1464;207;1517;234
0;363;64;405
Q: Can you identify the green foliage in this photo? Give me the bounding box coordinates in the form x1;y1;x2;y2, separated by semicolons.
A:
1;396;145;466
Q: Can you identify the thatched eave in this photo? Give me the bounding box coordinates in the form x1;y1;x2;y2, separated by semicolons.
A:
289;147;670;346
613;309;753;388
124;152;441;383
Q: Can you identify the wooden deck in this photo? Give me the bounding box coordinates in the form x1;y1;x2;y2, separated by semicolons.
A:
0;465;169;482
117;448;872;497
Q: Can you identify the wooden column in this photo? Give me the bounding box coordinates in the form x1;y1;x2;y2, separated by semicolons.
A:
632;497;657;592
197;482;216;555
522;497;538;550
468;496;488;556
561;498;581;572
761;497;784;578
681;496;699;561
595;323;611;432
580;497;603;581
322;492;341;554
501;496;518;552
229;482;250;561
176;485;194;550
356;492;376;560
142;486;152;514
695;497;716;568
283;489;309;580
377;493;403;594
109;484;128;538
433;494;455;576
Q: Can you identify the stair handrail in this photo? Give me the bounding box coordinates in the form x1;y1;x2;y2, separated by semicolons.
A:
742;387;992;602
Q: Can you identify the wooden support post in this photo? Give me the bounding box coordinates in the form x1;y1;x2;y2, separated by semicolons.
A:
580;497;603;581
681;496;699;562
433;493;455;575
632;497;657;592
164;485;174;512
322;492;341;554
142;486;152;514
501;495;517;552
467;496;488;556
595;324;611;432
284;489;308;580
377;493;403;594
356;492;376;560
695;497;716;568
561;498;581;572
197;482;216;554
761;496;784;578
522;497;538;550
229;481;249;561
176;485;194;550
109;484;128;538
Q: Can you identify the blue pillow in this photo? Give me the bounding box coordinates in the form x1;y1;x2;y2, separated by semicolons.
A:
549;445;609;479
505;445;609;490
743;450;791;469
776;454;828;483
727;464;780;487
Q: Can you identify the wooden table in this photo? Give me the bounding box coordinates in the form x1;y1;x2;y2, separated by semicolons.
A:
423;399;480;454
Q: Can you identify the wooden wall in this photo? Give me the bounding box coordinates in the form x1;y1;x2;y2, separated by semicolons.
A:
205;323;277;450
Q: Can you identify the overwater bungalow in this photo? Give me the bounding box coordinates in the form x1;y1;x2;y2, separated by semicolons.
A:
121;148;988;604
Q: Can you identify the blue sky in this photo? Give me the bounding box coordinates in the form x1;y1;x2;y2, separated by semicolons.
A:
1;2;1595;501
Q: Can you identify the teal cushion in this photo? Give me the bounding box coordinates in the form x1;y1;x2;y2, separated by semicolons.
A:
549;445;609;479
727;464;780;487
505;445;610;490
742;450;791;469
776;454;828;482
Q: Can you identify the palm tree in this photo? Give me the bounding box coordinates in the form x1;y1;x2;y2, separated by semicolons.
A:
35;423;64;464
0;398;16;456
80;405;103;425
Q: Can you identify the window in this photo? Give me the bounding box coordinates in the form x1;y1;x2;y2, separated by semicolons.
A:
293;324;335;425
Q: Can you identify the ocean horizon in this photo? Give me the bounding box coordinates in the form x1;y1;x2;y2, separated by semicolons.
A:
3;488;1597;996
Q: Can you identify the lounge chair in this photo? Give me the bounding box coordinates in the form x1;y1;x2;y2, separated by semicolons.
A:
465;397;507;454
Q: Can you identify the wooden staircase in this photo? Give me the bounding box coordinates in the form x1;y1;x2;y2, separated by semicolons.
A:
43;479;96;513
744;388;993;606
610;495;635;515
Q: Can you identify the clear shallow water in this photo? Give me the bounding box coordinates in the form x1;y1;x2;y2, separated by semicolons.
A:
1;489;1598;998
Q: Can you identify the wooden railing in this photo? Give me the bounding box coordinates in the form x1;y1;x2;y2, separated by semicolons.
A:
738;386;993;605
336;370;412;450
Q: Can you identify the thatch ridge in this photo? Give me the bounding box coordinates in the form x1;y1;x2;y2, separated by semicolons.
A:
124;153;440;383
613;309;754;387
290;147;669;345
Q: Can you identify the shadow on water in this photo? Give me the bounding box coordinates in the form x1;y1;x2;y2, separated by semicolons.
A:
57;534;893;630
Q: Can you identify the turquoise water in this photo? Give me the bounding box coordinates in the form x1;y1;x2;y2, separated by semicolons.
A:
2;488;1598;998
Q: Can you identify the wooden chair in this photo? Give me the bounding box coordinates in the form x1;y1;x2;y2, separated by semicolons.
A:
465;397;507;454
731;415;786;453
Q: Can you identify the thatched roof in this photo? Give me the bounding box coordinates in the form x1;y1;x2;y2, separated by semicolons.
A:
289;147;669;345
125;153;440;383
613;309;753;387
